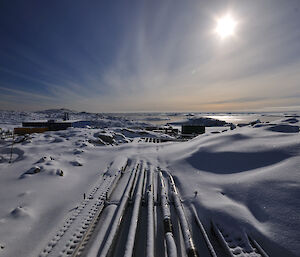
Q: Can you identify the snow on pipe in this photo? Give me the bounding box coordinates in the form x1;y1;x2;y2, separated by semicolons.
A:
106;169;122;199
212;220;269;257
248;235;269;257
165;233;178;257
211;221;234;257
166;171;199;257
72;169;123;257
129;164;140;200
123;167;145;257
191;205;217;257
159;171;178;257
99;164;140;257
85;166;128;257
85;205;118;257
106;161;127;199
142;168;147;202
146;170;155;257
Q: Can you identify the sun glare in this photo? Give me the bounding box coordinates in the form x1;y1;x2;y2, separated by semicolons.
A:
215;14;237;39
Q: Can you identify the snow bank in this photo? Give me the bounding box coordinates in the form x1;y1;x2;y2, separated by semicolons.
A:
161;117;300;256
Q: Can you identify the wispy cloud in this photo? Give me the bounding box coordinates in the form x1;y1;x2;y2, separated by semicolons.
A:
0;0;300;112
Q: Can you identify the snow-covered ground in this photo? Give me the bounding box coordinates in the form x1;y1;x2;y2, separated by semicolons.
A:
0;110;299;256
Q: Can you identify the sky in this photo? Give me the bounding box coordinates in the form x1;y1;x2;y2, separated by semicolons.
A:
0;0;300;112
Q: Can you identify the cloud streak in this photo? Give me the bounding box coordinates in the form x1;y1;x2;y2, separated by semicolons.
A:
0;0;299;112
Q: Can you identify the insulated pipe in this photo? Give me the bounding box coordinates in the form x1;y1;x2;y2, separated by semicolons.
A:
211;221;234;257
98;164;139;257
191;205;217;257
106;169;122;199
85;205;118;257
159;171;178;257
146;170;155;257
166;171;199;257
123;167;145;257
165;233;178;257
142;169;147;203
248;235;269;257
72;169;123;257
129;164;140;199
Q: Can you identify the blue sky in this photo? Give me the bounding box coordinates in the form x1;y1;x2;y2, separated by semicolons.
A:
0;0;300;112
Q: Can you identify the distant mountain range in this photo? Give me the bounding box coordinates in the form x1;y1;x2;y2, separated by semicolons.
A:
35;108;77;114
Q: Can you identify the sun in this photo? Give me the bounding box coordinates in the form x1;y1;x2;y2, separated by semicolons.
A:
215;14;237;39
